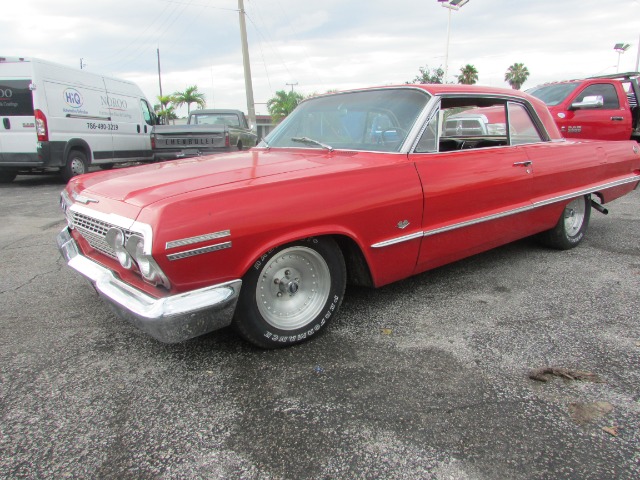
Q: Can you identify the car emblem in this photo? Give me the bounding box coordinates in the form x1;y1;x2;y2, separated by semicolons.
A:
397;220;410;229
74;195;99;204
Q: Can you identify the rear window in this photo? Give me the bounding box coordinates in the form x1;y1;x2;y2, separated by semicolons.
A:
0;79;34;116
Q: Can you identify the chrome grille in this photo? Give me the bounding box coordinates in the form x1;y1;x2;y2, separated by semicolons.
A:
71;211;135;259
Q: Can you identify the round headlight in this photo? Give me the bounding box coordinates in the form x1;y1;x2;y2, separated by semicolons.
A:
126;235;152;277
105;228;133;269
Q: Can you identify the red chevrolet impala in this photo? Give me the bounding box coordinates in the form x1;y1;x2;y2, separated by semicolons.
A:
57;85;640;348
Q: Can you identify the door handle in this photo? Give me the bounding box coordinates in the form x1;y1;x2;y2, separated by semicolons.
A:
2;118;9;129
611;116;624;121
513;161;532;167
137;124;141;133
144;125;148;133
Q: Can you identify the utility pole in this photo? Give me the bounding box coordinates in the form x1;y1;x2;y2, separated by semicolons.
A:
157;48;163;99
286;82;298;92
80;58;86;70
238;0;256;130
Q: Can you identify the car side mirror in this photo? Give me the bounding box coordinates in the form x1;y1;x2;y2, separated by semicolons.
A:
570;95;604;110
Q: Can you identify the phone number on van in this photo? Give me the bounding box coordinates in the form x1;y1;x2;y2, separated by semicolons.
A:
86;122;119;131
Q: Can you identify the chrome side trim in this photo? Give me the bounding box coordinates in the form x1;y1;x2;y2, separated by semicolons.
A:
371;232;423;249
532;176;640;208
423;204;533;238
167;241;232;261
370;174;640;248
166;230;230;250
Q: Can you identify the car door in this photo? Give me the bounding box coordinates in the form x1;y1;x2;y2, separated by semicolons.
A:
561;83;631;140
409;98;537;274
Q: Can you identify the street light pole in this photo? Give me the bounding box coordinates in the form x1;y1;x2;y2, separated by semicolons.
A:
238;0;256;130
438;0;470;83
614;42;630;73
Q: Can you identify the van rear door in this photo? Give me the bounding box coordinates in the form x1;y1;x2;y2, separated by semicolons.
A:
0;79;37;163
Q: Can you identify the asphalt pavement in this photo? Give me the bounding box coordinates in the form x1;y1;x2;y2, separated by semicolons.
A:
1;172;639;479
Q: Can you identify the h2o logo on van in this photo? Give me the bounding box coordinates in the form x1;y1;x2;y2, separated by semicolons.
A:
0;88;12;99
63;88;83;108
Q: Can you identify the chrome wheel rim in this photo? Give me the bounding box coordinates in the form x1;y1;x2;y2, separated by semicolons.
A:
257;246;331;330
564;198;586;237
69;156;86;175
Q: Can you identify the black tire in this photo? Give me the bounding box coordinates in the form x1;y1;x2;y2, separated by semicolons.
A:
233;237;346;348
538;195;591;250
61;150;88;182
237;142;243;151
0;170;17;183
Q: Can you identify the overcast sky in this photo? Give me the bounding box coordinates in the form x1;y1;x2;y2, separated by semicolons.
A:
2;0;639;116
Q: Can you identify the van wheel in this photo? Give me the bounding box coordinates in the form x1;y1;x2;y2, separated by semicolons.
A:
0;171;17;183
62;150;88;182
237;142;243;151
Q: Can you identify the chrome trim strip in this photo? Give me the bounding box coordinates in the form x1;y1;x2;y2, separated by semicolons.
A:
370;174;640;248
532;176;639;208
423;204;533;238
371;232;423;249
167;241;232;261
166;230;230;250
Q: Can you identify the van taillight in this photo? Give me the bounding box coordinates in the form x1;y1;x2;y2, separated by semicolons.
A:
34;109;48;141
225;132;230;148
151;134;156;149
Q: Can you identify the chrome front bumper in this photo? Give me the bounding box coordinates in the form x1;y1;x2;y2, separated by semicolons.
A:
57;227;242;343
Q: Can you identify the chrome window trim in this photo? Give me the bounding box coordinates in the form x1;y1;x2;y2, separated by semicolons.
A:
166;230;231;250
371;175;640;248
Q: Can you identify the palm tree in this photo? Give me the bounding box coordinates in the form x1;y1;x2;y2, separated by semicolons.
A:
457;64;478;85
172;85;206;115
155;95;178;124
504;63;530;90
267;90;304;123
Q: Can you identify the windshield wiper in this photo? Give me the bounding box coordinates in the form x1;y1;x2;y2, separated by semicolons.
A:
291;136;333;151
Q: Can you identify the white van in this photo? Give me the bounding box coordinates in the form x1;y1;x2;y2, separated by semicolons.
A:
0;56;156;183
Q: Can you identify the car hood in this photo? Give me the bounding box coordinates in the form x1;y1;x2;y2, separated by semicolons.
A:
73;149;337;208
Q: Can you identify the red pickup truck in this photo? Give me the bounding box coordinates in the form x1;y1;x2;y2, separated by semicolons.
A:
527;72;640;141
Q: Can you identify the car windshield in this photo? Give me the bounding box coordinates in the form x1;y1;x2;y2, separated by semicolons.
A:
262;88;430;152
527;83;579;106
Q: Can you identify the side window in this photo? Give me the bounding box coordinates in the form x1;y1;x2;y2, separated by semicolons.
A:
415;110;439;153
140;99;154;126
575;84;620;109
508;102;542;145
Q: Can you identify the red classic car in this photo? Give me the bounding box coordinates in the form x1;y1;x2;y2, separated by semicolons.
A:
57;85;640;348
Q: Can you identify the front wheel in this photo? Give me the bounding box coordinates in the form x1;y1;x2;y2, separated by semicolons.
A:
538;195;591;250
233;238;346;348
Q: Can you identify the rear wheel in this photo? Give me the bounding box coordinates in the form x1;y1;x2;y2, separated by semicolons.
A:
233;237;346;348
538;195;591;250
61;150;88;182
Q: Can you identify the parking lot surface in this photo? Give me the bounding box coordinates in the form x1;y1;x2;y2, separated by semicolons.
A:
1;173;639;479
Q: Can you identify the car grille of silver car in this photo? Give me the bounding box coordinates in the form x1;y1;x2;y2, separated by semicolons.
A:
70;211;135;259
